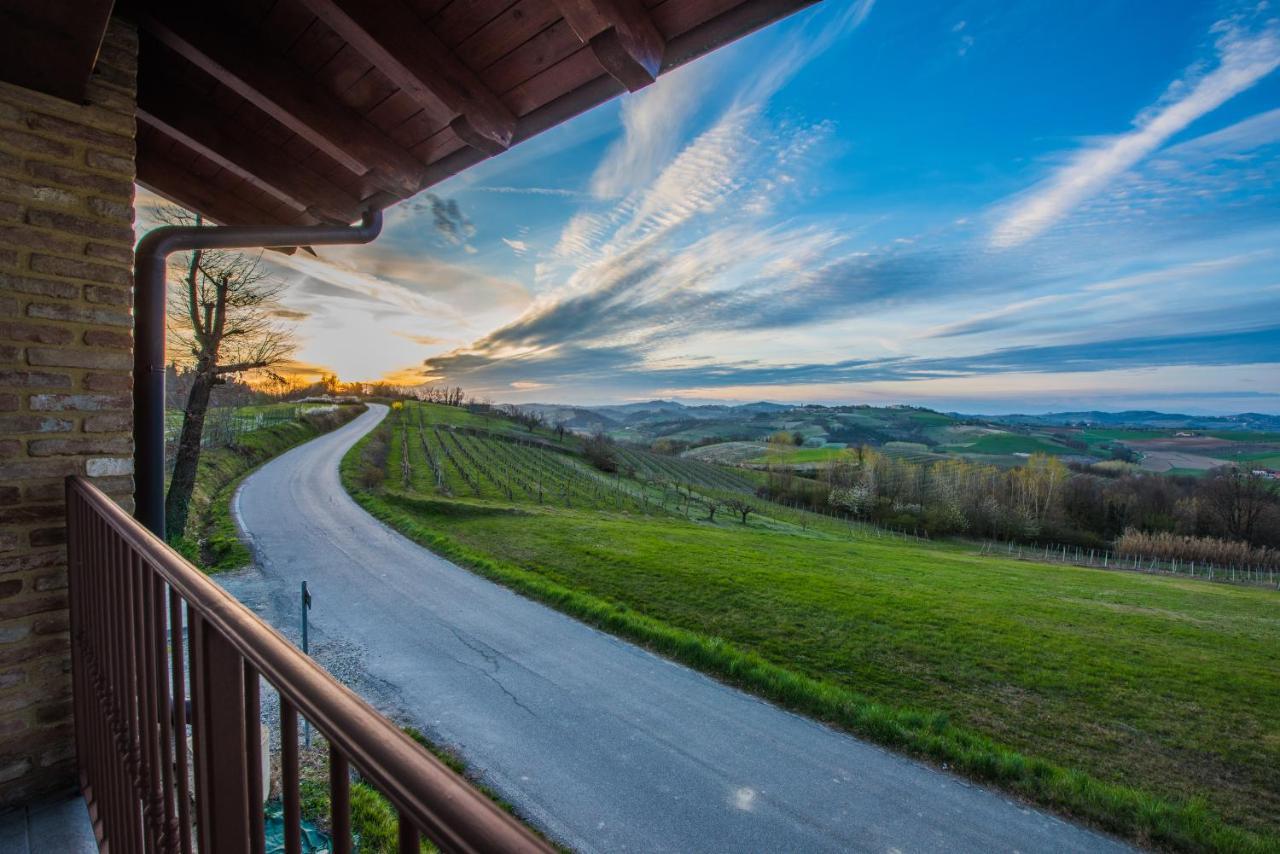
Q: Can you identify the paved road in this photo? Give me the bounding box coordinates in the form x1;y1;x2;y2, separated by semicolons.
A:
233;404;1131;853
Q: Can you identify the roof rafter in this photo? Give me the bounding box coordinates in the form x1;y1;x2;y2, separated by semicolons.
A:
137;63;363;224
297;0;518;156
554;0;665;91
137;144;311;229
138;7;422;194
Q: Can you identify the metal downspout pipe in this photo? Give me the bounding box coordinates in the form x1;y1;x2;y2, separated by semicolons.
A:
132;210;384;538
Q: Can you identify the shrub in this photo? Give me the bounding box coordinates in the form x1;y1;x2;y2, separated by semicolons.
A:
357;424;391;490
1116;528;1279;570
583;432;618;473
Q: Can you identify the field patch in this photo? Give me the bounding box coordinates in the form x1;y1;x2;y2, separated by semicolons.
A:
940;433;1074;456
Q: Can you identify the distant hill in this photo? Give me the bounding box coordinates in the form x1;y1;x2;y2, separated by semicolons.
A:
489;399;1280;476
507;400;1280;441
984;411;1280;432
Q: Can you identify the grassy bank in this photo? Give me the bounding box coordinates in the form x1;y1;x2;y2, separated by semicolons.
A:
293;727;553;853
171;404;366;571
341;408;1280;853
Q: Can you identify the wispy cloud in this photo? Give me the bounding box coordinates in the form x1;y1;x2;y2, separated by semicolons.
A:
1159;105;1280;159
990;10;1280;248
502;238;529;256
922;295;1068;338
735;0;876;107
395;332;449;347
405;193;477;251
471;186;582;197
589;60;711;200
424;320;1280;398
1081;252;1266;292
588;0;873;203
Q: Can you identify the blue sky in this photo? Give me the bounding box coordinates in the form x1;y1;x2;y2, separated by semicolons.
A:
191;0;1280;412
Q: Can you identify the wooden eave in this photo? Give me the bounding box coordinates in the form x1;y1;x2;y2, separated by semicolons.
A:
0;0;819;225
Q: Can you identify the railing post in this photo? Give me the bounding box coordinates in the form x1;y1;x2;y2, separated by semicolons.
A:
281;700;302;854
192;618;252;853
331;746;351;854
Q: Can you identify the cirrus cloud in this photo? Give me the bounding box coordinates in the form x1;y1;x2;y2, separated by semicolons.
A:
990;10;1280;248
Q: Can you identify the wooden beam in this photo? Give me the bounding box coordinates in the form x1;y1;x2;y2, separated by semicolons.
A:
137;8;423;193
297;0;516;156
662;0;819;72
137;63;363;224
137;146;309;228
553;0;665;92
0;0;114;102
138;114;306;214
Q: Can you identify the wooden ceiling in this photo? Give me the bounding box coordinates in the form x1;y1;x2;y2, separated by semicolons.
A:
112;0;817;226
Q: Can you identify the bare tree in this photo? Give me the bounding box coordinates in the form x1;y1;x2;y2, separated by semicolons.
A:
724;497;754;524
1200;467;1272;543
704;498;722;522
163;209;295;539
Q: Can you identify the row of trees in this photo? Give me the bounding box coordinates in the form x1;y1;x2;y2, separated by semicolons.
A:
758;446;1280;549
415;385;468;406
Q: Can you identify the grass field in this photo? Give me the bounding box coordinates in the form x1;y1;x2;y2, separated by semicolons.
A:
344;403;1280;851
1079;428;1171;442
942;433;1077;456
1212;450;1280;467
1165;467;1213;478
748;445;849;464
1206;431;1280;443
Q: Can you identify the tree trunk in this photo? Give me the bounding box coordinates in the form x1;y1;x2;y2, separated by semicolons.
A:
165;367;215;539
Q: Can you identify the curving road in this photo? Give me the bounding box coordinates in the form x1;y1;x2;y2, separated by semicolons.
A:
232;404;1130;853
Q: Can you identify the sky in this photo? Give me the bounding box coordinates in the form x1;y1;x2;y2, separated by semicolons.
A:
142;0;1280;414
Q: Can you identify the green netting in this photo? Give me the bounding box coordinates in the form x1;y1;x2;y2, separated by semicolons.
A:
265;801;333;854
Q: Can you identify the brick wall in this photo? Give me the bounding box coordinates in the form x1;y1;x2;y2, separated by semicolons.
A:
0;20;137;805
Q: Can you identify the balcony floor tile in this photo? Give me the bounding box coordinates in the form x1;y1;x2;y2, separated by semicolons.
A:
0;793;96;853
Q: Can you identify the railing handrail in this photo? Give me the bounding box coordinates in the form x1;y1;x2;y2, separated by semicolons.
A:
68;476;550;853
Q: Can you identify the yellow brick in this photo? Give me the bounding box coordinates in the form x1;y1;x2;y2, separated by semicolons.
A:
0;16;135;807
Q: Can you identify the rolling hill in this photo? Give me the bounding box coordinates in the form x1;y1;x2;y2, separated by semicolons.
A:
509;400;1280;475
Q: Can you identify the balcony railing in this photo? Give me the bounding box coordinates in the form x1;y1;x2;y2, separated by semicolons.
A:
65;475;551;854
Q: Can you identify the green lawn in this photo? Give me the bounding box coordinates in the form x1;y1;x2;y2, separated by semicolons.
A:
344;412;1280;851
1209;451;1280;467
1166;467;1213;478
946;433;1076;455
1079;428;1171;442
1206;431;1280;443
750;445;848;464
